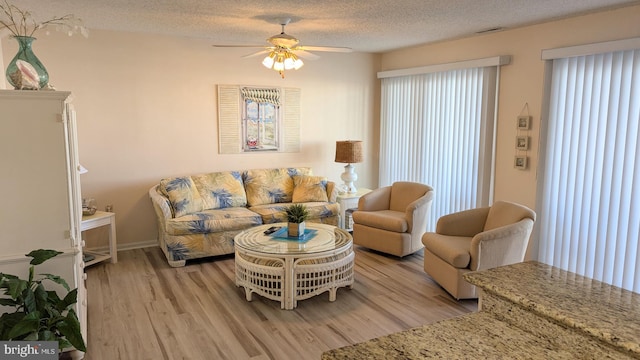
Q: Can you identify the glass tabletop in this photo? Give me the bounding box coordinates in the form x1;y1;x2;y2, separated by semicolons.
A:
234;222;352;255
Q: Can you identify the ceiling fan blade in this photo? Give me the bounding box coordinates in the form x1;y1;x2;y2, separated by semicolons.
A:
292;50;320;60
213;44;267;48
296;45;353;53
242;49;272;58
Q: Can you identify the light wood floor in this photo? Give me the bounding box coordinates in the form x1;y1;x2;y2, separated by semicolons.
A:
84;246;477;360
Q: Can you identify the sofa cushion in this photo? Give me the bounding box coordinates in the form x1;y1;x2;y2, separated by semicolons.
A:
165;207;262;236
159;176;203;218
422;233;471;268
243;167;311;206
249;202;340;224
351;210;408;232
192;171;247;210
292;175;329;203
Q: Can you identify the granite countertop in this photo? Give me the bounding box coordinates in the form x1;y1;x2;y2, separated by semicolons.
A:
322;261;640;359
321;311;634;360
464;261;640;355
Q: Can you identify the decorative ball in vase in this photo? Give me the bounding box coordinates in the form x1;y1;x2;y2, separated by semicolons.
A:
286;204;309;237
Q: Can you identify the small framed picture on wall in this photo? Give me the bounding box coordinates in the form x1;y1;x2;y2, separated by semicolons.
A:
517;115;531;130
516;136;530;150
514;156;528;170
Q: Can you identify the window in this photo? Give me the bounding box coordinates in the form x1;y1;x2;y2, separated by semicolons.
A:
538;41;640;292
241;87;280;152
378;57;507;229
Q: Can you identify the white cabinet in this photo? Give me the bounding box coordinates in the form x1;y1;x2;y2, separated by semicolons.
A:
0;90;86;354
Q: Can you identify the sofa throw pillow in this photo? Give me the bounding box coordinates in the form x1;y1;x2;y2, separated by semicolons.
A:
159;176;203;218
192;171;247;210
244;168;311;206
292;175;329;203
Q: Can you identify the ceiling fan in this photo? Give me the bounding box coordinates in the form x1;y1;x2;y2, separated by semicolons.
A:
214;18;352;78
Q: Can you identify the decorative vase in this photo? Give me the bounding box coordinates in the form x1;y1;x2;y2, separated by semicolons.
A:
288;222;305;237
5;36;49;90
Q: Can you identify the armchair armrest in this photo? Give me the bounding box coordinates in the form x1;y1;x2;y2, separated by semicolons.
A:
436;207;490;237
358;186;391;211
469;218;535;271
405;189;434;231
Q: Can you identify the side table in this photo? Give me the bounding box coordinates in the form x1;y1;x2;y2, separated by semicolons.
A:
81;211;117;266
336;188;371;230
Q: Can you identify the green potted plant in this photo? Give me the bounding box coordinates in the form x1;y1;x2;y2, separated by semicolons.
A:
0;249;86;354
286;204;309;237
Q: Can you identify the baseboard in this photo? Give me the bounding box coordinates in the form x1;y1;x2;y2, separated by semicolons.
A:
86;239;157;254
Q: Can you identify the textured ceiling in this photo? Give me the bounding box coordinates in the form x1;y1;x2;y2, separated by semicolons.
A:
6;0;640;53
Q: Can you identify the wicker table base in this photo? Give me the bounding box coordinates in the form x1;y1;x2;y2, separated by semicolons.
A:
234;223;354;310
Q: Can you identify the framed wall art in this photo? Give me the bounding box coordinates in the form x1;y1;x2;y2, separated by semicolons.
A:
516;136;530;150
217;85;301;154
517;115;531;130
514;155;528;170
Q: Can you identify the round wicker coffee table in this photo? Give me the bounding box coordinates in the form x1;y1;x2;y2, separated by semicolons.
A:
234;222;354;310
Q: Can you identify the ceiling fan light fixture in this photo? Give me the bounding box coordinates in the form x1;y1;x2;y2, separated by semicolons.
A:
284;58;294;70
262;52;276;68
284;53;296;70
273;57;285;72
262;49;303;78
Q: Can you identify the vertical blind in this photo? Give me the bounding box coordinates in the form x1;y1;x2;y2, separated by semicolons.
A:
538;49;640;292
379;67;497;230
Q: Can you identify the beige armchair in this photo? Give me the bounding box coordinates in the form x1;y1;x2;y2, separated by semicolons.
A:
352;182;434;257
422;200;536;299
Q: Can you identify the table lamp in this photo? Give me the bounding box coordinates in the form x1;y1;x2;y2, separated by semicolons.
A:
335;140;363;194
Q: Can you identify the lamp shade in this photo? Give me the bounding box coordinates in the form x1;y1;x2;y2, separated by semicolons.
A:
335;140;363;164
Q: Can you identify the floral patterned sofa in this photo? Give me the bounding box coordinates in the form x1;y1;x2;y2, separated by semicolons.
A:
149;167;339;267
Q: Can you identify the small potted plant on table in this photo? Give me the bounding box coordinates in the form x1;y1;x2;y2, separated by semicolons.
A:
286;204;309;237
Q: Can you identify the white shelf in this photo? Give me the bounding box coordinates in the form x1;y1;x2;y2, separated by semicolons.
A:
83;251;111;267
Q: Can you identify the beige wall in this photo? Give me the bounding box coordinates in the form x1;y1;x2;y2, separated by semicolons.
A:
2;30;379;248
381;4;640;210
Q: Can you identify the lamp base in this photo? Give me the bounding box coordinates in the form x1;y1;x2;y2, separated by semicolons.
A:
340;164;358;194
